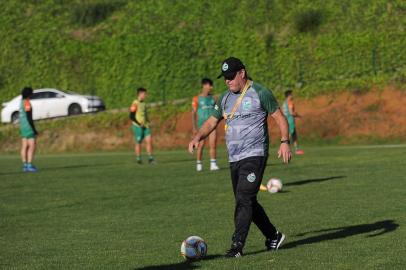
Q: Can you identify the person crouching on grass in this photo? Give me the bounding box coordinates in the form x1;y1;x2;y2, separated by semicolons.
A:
20;87;38;172
129;87;155;164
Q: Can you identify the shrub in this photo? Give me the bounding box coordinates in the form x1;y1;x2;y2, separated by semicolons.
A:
295;9;324;33
71;2;122;27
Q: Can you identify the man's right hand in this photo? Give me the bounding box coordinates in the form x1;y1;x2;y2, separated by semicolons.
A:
188;136;200;154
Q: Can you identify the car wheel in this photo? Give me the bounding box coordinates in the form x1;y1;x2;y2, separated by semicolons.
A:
68;104;82;115
11;111;19;124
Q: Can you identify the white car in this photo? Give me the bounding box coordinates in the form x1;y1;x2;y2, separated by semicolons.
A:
1;88;105;123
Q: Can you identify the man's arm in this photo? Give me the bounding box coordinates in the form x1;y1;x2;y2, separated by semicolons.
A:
257;88;291;163
191;110;197;132
191;97;198;132
188;116;220;153
271;109;291;163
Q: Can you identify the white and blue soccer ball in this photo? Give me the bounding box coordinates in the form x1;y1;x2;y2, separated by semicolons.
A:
180;236;207;260
267;178;283;193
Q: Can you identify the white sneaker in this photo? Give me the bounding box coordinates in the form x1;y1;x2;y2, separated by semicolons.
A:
196;163;203;172
210;163;220;171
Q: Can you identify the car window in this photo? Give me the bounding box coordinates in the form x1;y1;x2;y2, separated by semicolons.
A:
31;92;47;99
31;91;62;99
46;92;59;98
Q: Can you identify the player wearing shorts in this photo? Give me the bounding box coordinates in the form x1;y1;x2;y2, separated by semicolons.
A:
191;78;220;171
129;87;155;164
19;87;38;172
189;57;291;257
282;90;304;155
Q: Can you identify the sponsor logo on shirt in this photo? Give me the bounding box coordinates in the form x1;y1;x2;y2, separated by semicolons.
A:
242;99;252;111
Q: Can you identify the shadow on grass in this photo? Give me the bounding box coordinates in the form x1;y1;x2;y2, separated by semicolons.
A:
133;255;222;270
161;158;195;165
0;163;117;176
285;175;346;187
246;219;398;257
285;219;399;249
41;163;118;171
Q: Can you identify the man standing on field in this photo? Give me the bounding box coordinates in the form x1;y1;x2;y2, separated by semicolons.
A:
282;90;304;155
188;57;291;257
191;78;220;171
129;87;155;164
20;87;38;172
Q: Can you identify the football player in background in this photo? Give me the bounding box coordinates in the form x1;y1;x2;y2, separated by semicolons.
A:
191;78;220;171
129;87;155;164
19;87;39;172
282;90;304;155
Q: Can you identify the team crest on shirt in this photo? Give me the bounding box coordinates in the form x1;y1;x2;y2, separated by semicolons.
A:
247;172;256;183
222;63;229;71
242;99;252;111
214;104;219;110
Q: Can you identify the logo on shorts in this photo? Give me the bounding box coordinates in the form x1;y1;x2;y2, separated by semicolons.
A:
214;104;219;110
247;172;256;183
222;63;229;71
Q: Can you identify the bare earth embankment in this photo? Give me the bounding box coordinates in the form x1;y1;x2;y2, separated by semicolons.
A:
0;88;405;153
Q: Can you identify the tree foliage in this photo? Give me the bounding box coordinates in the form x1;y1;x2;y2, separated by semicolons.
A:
0;0;405;108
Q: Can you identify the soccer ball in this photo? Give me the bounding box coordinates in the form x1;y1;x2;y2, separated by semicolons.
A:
266;178;283;193
180;236;207;260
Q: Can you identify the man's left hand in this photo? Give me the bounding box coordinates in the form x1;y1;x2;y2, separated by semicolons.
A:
278;143;292;164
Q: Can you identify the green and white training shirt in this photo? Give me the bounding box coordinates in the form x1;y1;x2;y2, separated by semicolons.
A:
212;81;279;162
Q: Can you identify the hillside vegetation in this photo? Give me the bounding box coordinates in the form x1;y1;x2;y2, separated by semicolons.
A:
0;0;405;108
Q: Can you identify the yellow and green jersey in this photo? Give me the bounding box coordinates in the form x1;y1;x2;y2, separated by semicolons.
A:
130;99;149;127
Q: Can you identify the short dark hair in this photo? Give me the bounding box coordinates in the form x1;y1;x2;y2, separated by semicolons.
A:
137;87;147;95
201;78;213;86
21;87;33;99
285;90;293;98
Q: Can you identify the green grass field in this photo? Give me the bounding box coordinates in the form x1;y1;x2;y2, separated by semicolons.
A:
1;145;405;269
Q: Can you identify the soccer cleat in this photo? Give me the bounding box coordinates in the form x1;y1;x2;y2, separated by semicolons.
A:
25;164;38;173
295;149;304;155
210;163;220;171
196;163;203;172
265;231;285;251
225;242;243;258
148;158;156;165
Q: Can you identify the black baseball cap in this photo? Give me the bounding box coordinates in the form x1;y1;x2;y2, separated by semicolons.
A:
217;57;245;80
